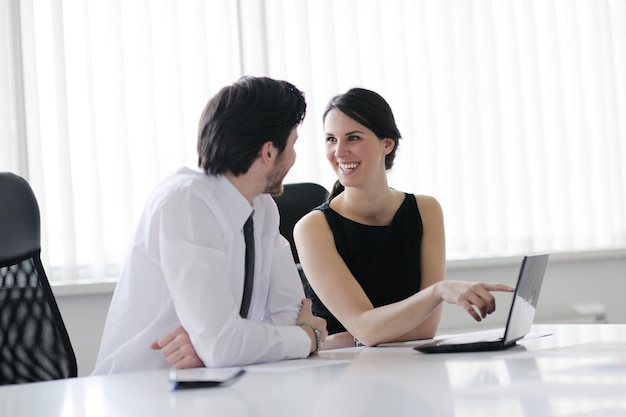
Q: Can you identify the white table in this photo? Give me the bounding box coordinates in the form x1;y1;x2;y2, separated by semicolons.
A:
2;324;626;417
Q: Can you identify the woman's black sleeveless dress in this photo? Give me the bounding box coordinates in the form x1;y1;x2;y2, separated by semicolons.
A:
305;193;424;334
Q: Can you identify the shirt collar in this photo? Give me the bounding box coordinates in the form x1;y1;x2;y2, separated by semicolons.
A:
213;174;255;228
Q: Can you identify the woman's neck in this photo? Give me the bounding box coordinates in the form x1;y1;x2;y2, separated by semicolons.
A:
334;184;403;226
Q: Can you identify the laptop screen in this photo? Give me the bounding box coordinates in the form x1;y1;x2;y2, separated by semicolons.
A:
503;254;550;343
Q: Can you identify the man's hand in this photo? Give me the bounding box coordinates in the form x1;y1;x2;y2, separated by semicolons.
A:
152;299;328;364
297;298;328;354
150;326;204;369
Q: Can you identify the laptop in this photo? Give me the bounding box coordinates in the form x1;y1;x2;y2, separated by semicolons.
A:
414;253;549;354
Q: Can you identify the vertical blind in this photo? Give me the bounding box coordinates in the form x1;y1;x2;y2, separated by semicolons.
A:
1;0;625;283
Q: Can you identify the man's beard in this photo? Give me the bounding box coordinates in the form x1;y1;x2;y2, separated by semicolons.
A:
264;156;288;196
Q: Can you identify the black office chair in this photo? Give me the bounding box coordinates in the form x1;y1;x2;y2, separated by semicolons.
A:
0;172;78;385
273;182;329;284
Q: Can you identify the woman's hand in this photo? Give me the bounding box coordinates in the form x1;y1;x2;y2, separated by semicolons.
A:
435;281;515;321
321;331;357;350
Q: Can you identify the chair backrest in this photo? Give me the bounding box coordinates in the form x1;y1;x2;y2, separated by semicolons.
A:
0;172;78;384
272;182;329;264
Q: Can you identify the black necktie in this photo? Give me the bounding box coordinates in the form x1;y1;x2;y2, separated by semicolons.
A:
240;214;255;318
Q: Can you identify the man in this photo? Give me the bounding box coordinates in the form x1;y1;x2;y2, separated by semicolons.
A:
93;76;327;374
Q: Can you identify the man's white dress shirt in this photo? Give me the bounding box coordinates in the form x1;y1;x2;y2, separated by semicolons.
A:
92;168;310;374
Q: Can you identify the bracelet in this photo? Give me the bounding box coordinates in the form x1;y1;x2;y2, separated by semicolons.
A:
299;323;323;356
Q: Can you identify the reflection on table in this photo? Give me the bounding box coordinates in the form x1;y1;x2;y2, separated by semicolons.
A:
1;324;625;417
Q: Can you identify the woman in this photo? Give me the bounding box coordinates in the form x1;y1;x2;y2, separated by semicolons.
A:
293;88;513;349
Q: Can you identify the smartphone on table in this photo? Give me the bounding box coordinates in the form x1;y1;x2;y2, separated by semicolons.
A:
169;367;245;390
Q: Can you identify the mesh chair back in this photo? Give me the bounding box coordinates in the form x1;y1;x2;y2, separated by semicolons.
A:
0;172;78;384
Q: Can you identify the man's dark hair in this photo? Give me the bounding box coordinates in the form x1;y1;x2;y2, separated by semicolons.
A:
197;76;307;176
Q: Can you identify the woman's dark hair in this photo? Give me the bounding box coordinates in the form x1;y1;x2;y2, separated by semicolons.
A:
323;88;402;199
197;76;307;175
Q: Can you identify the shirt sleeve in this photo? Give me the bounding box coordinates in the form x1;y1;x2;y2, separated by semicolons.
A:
263;232;307;326
156;185;310;367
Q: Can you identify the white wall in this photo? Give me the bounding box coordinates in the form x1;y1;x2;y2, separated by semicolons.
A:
54;251;626;377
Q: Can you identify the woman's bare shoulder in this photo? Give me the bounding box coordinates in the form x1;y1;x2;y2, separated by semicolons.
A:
413;194;443;220
414;194;441;209
294;208;328;236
